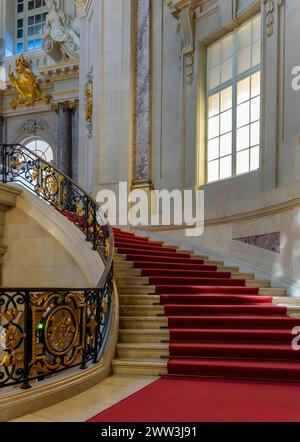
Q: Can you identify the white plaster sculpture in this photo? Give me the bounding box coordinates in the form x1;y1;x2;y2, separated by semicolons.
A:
42;0;80;62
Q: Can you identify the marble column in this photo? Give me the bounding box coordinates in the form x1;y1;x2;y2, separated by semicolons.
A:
0;116;4;145
132;0;152;190
54;102;73;178
71;101;79;183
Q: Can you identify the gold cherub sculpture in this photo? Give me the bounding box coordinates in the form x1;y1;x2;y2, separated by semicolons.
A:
9;54;52;110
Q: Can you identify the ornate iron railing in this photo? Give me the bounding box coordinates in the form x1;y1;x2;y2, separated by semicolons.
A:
0;144;114;390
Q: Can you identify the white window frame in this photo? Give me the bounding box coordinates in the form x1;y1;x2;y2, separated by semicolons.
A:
15;0;48;54
206;14;262;184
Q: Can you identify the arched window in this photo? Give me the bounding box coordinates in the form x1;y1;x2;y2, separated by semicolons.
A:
24;139;54;163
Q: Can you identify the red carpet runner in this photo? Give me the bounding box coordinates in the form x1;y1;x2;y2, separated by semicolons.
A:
114;228;300;382
88;377;300;422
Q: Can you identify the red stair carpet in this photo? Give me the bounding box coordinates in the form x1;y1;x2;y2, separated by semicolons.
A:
88;377;300;422
114;228;300;382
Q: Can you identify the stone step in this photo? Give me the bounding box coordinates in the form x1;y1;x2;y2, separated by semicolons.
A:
116;268;142;276
260;288;287;296
115;276;149;285
120;305;164;316
119;295;161;306
112;358;168;376
117;284;156;295
204;260;224;266
120;316;168;329
232;273;255;280
246;280;271;288
117;343;169;359
218;266;240;272
119;329;169;343
273;297;300;306
114;261;134;269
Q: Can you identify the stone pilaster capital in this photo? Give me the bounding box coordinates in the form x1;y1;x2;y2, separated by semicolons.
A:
52;100;79;113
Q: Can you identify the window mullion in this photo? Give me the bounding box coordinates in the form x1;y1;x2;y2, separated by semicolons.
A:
232;30;238;178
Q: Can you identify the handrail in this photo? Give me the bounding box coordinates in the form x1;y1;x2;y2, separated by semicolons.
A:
0;143;115;390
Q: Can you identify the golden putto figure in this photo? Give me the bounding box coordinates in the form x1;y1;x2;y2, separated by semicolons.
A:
9;55;52;110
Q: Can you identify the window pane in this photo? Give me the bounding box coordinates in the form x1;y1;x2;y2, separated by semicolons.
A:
251;96;260;122
28;40;35;50
237;149;250;175
221;58;233;83
208;138;219;161
220;109;232;135
220;87;232;112
237;77;250;105
250;146;260;171
252;40;261;66
238;46;251;74
239;22;252;50
208;160;219;183
208;43;221;68
251;72;260;97
208;115;220;139
208;93;219;118
237;126;250;151
222;34;233;60
220;133;232;157
252;15;261;42
16;42;24;53
209;65;221;90
220;156;232;179
237;102;250;128
250;121;260;146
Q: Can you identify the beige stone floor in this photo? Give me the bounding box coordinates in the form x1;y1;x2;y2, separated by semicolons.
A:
11;374;158;422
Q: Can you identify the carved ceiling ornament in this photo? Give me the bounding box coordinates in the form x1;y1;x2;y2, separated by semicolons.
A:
9;55;52;110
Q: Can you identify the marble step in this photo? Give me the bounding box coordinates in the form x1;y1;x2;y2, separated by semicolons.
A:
120;316;168;329
116;285;156;295
119;295;161;306
119;328;169;343
120;305;165;316
117;343;169;359
246;280;270;288
115;269;255;280
261;288;287;296
112;358;168;376
115;276;149;285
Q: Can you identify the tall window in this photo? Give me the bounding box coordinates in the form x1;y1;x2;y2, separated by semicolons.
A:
25;139;54;163
16;0;48;54
206;15;261;183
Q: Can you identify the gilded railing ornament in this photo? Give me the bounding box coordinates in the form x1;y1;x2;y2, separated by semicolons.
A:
9;55;52;110
0;143;113;389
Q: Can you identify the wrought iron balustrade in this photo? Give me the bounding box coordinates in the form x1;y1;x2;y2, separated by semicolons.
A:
0;144;114;390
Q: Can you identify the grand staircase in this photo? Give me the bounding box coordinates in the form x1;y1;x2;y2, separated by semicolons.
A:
112;228;300;382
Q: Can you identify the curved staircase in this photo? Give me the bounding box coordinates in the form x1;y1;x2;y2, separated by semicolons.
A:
112;228;300;382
